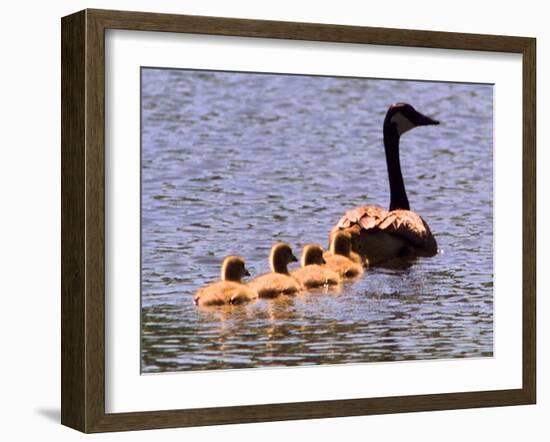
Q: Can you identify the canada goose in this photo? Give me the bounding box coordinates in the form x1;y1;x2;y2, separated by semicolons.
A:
323;231;364;279
193;256;257;307
291;244;340;289
248;242;301;298
331;103;439;265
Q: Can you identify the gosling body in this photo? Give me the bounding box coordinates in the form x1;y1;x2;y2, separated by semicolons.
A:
292;244;340;289
193;256;257;307
248;242;301;298
323;231;364;279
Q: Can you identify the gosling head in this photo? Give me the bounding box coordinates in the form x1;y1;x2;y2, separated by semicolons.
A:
330;231;353;257
301;244;326;267
384;103;440;137
270;242;298;274
220;256;250;282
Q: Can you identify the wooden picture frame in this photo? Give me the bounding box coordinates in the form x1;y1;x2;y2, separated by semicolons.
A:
61;8;536;433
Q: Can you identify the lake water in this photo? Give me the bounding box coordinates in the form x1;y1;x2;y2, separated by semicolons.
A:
141;68;493;373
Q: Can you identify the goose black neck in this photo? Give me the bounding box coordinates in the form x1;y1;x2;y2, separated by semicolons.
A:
383;122;410;211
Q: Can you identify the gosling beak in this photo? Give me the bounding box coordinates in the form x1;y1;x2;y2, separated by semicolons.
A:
415;111;440;126
322;258;327;265
290;254;298;263
244;268;251;277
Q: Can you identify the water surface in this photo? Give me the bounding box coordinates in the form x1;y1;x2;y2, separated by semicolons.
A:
141;68;493;373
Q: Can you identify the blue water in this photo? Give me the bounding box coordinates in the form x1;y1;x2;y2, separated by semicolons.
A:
141;68;493;373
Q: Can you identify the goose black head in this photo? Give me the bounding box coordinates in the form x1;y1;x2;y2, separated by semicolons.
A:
384;103;440;137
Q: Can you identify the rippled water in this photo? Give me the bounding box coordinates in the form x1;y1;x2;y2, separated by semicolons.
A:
141;68;493;373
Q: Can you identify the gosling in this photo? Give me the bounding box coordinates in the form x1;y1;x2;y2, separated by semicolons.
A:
248;242;301;298
292;244;340;289
193;256;257;307
328;227;364;266
323;231;364;279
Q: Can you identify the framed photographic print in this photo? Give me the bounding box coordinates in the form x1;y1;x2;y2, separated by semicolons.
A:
61;9;536;433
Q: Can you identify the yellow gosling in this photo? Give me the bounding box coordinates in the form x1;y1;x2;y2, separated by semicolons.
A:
248;242;301;298
292;244;340;289
323;231;364;279
193;256;257;307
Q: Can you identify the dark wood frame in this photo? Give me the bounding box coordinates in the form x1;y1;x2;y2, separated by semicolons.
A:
61;8;536;433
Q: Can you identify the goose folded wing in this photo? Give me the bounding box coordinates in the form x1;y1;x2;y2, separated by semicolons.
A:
377;210;437;253
335;206;389;231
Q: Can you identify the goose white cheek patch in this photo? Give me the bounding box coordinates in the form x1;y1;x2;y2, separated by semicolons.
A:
391;112;415;135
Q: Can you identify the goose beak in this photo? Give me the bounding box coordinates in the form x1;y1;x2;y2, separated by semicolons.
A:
321;258;327;264
244;267;251;277
415;112;440;126
290;254;298;263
